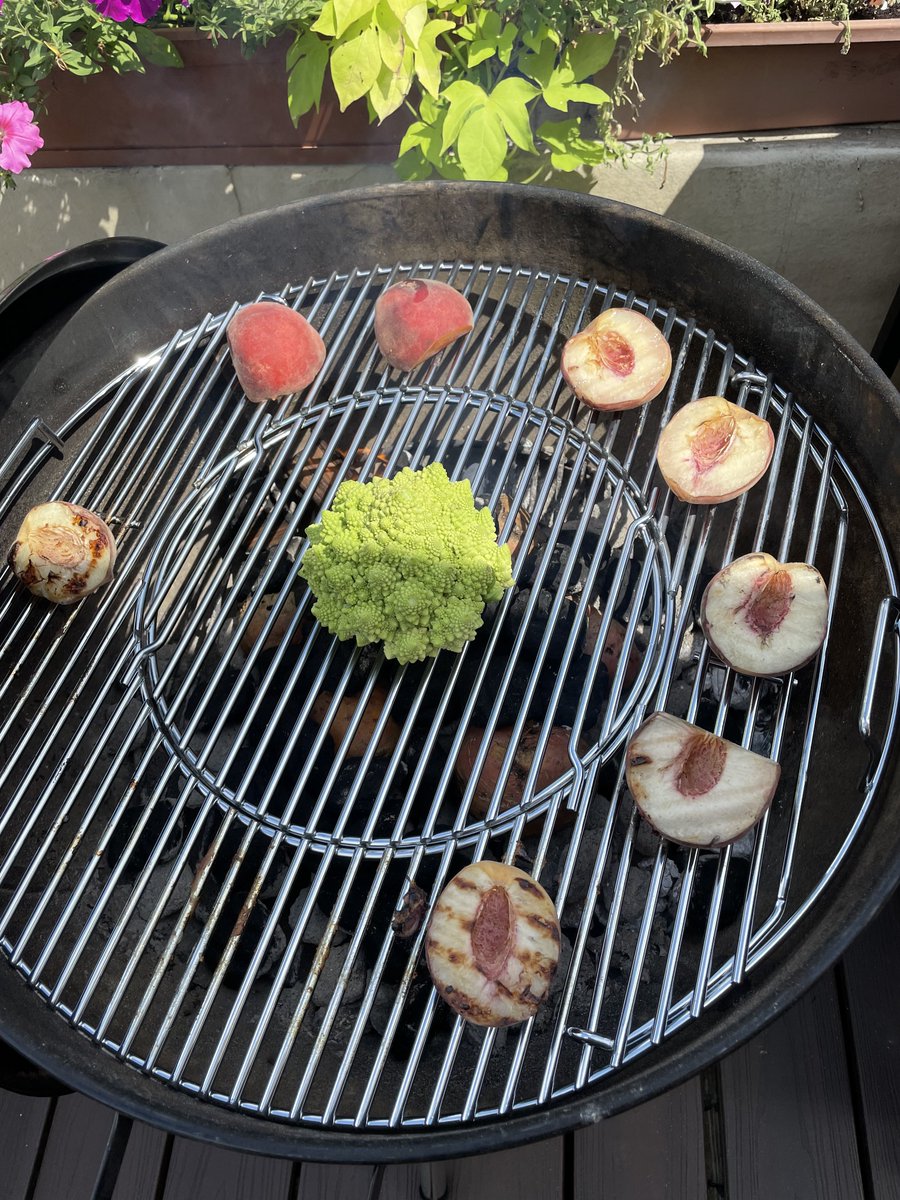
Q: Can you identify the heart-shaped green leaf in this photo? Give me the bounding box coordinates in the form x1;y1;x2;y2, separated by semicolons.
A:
330;26;381;110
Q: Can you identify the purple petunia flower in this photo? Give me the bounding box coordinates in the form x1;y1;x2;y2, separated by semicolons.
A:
0;101;43;174
89;0;163;22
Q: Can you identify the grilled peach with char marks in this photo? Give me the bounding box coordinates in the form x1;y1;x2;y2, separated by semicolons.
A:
425;861;560;1027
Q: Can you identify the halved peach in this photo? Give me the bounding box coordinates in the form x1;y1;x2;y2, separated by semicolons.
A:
656;396;774;504
701;552;828;676
625;712;780;848
425;861;560;1026
374;279;474;371
227;301;326;402
561;308;672;412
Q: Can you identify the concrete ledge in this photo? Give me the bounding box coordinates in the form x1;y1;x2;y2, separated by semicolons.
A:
1;127;897;358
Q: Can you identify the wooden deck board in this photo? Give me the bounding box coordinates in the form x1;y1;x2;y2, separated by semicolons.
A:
30;1092;117;1200
841;889;900;1200
573;1077;705;1199
0;1090;52;1200
719;973;865;1200
112;1123;170;1200
296;1141;565;1200
296;1163;418;1200
161;1136;295;1200
7;900;900;1200
450;1137;564;1200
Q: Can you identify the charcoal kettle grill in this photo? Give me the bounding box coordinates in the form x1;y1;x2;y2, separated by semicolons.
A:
0;182;897;1163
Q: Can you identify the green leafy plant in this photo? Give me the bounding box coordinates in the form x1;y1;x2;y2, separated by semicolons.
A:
287;0;719;181
0;2;180;110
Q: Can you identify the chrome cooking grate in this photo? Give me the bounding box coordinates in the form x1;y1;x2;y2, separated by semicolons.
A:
0;261;896;1131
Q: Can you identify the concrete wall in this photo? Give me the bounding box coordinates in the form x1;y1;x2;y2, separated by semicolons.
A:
1;126;898;362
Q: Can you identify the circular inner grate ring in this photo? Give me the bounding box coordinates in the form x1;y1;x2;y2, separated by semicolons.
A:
132;385;671;856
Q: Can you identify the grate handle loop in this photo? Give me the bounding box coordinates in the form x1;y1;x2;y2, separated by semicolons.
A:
859;594;900;792
0;418;64;512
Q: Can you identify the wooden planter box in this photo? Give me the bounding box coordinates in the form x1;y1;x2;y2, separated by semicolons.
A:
36;29;406;167
621;20;900;137
34;20;900;168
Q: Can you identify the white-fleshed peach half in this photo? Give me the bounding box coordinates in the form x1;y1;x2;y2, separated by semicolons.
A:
561;308;672;412
701;552;828;676
625;712;780;848
425;861;561;1027
8;501;116;604
656;396;774;504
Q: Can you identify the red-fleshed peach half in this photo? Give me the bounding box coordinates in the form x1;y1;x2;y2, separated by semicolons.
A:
561;308;672;412
701;552;828;676
8;501;116;604
625;712;780;848
374;279;474;371
425;861;561;1027
226;301;326;402
656;396;774;504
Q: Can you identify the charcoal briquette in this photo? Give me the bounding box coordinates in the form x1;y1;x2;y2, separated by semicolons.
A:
105;800;183;880
687;854;752;933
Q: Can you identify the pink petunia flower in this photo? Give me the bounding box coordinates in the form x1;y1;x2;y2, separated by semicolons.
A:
90;0;163;22
0;102;43;174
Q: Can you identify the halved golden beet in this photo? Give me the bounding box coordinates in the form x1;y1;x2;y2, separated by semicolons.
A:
425;861;561;1027
299;443;390;507
455;723;573;818
625;712;780;848
311;687;401;758
701;552;828;676
656;396;774;504
561;308;672;412
584;609;643;690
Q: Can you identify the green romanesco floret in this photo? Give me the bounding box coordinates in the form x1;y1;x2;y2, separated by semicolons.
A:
299;463;514;664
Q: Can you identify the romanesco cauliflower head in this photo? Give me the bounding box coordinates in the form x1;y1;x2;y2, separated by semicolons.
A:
300;463;514;663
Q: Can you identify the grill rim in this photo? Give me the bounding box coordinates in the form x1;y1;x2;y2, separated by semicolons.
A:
1;180;898;1161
